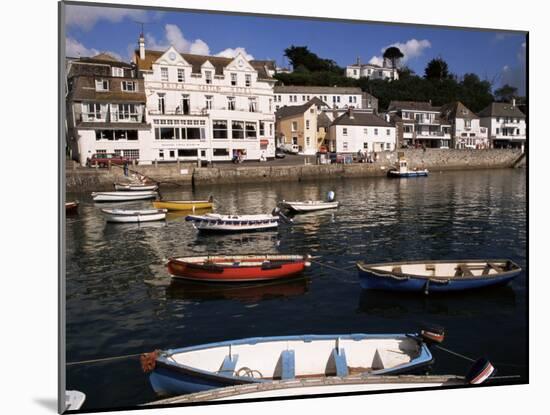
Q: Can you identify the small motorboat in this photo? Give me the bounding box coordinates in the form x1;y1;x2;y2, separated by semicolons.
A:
65;201;79;213
147;358;495;404
387;157;428;178
114;182;159;191
279;191;339;213
166;254;311;282
357;259;522;293
65;390;86;411
141;331;438;396
153;197;213;211
91;190;157;202
185;209;285;233
101;208;167;223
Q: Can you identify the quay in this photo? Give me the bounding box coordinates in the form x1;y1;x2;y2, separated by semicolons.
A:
65;149;524;192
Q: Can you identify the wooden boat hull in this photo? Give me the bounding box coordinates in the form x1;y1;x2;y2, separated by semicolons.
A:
167;255;310;282
92;191;157;202
357;259;521;293
279;201;339;212
388;169;428;178
65;201;79;213
101;208;167;223
114;183;158;191
153;200;213;211
145;333;433;396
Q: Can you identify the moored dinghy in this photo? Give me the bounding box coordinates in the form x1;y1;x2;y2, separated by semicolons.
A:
153;197;214;211
114;182;159;191
65;201;79;213
387;157;428;178
167;254;311;282
185;208;288;233
101;208;167;223
279;191;339;213
92;190;157;202
141;331;437;396
357;259;521;293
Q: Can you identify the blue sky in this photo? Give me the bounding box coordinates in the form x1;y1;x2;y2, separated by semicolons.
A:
65;4;527;94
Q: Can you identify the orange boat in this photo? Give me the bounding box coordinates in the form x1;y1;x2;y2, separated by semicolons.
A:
167;254;311;282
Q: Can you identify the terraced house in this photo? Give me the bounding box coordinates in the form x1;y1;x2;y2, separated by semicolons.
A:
273;86;366;111
133;34;276;163
387;101;452;149
66;53;149;166
478;100;526;151
439;101;489;149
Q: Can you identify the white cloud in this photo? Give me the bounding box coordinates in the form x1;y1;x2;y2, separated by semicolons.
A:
216;47;254;60
500;42;527;95
65;5;147;31
145;24;211;55
368;38;431;67
66;37;121;60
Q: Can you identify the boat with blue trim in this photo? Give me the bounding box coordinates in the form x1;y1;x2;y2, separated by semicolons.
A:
387;157;428;178
185;209;288;233
141;332;436;396
357;259;521;293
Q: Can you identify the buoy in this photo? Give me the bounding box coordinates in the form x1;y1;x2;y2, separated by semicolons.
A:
465;358;496;384
327;191;335;202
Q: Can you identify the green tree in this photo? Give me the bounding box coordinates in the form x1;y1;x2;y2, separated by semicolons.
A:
284;46;342;73
383;46;404;69
494;84;518;102
424;58;450;81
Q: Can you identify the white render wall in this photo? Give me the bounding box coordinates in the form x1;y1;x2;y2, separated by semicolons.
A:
453;118;489;148
480;117;526;140
345;65;399;81
330;124;396;153
274;92;362;110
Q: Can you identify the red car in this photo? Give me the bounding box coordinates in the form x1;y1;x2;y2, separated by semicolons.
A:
86;153;131;167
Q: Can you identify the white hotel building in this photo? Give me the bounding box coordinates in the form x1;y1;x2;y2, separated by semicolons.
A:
133;35;277;163
273;86;366;111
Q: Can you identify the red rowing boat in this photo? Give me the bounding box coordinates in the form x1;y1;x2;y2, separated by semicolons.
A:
167;254;311;282
66;201;79;214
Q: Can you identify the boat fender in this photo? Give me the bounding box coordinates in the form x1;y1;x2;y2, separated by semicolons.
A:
420;326;446;344
327;191;335;202
140;350;160;373
465;358;496;384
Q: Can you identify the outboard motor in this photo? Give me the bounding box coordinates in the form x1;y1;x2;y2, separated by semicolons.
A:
272;207;293;223
327;191;335;202
420;325;445;344
465;358;496;384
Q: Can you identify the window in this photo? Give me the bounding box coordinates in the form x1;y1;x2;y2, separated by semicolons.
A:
157;127;176;140
496;128;500;134
386;129;390;136
291;121;298;132
386;143;391;150
232;121;245;139
231;73;237;86
245;74;251;87
363;142;368;149
343;142;348;150
158;150;164;159
249;98;257;112
465;119;472;128
213;148;229;157
178;149;198;157
306;137;310;146
269;99;272;113
349;96;353;103
269;123;273;136
363;128;368;135
342;128;348;136
306;120;310;130
177;68;185;83
95;130;113;140
123;149;139;158
374;128;378;135
95;79;109;91
121;81;136;92
205;71;212;84
245;122;257;138
117;104;138;121
185;127;202;140
213;120;228;139
302;95;306;102
160;67;169;82
111;67;124;77
84;103;102;121
205;95;213;110
180;95;190;115
259;121;265;136
158;94;165;114
228;97;235;111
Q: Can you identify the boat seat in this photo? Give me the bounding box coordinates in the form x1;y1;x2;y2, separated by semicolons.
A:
372;349;385;370
392;266;403;274
332;348;349;377
280;350;295;380
454;265;473;277
425;264;436;271
219;354;239;375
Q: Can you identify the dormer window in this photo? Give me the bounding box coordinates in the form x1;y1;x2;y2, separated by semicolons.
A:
205;71;212;84
161;67;169;82
245;74;251;87
95;79;109;91
121;81;137;92
231;73;237;86
111;67;124;77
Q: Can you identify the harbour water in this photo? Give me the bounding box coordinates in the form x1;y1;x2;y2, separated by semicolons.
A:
65;168;527;411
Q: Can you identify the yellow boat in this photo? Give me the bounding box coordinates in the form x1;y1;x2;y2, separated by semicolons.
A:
153;199;214;211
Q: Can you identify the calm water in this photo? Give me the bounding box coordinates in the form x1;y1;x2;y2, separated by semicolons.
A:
65;169;527;411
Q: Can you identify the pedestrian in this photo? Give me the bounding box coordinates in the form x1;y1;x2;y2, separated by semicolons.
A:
123;161;129;176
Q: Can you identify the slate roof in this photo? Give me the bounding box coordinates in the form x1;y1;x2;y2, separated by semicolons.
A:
478;102;525;118
68;76;146;103
331;111;394;127
388;100;440;112
317;112;332;128
439;101;479;121
275;98;329;119
274;85;363;94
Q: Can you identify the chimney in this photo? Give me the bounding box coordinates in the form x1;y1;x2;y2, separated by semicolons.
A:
512;98;516;107
385;113;390;123
139;33;145;60
356;56;361;66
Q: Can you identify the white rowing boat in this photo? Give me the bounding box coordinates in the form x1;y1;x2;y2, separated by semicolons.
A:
65;390;86;411
279;200;339;212
114;182;159;191
101;208;167;223
185;213;279;233
91;191;157;202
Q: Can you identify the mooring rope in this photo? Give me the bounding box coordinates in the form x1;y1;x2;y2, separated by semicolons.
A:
308;259;356;274
66;353;143;366
434;345;527;368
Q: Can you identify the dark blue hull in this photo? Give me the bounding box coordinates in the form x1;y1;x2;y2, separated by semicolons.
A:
358;269;520;292
388;171;428;178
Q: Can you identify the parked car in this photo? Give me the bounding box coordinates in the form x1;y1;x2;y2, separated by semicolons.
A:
275;149;286;159
86;153;132;167
281;144;300;154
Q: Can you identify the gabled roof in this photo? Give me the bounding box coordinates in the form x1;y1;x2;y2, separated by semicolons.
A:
134;49;274;80
388;100;440;112
440;101;479;121
75;53;133;68
274;85;363;94
478;102;525;118
331;111;393;127
275;98;329;119
317;112;332;128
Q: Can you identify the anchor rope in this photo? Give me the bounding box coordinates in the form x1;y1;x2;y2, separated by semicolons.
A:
66;352;143;366
434;345;527;368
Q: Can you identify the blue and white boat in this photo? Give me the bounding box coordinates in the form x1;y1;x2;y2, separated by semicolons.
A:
141;332;435;396
357;259;521;293
387;158;428;178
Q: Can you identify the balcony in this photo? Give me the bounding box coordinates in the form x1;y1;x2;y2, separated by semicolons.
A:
79;111;145;123
149;108;208;117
